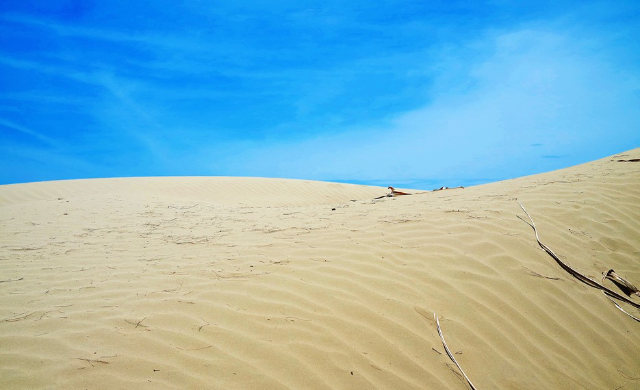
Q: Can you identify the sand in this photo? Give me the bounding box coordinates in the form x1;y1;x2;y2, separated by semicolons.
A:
1;149;639;389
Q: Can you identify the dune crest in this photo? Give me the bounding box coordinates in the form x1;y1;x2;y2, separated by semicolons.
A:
1;149;639;389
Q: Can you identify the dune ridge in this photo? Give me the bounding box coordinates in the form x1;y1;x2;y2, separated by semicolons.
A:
1;149;639;389
0;177;385;207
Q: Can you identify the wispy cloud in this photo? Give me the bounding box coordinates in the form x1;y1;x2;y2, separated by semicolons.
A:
0;53;170;162
1;1;639;186
1;13;196;49
0;140;103;184
196;21;640;188
0;118;60;147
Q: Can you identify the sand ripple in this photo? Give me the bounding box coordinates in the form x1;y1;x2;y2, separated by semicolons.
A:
2;149;640;389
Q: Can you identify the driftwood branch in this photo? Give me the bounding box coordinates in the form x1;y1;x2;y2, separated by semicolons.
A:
434;313;477;390
601;270;640;322
0;277;24;283
517;202;640;313
603;269;640;297
605;296;640;323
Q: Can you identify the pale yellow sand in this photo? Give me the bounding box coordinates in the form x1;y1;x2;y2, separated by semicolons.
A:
1;150;639;389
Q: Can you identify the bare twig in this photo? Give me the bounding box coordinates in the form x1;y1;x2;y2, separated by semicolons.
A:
0;277;24;283
174;345;212;351
434;313;477;390
125;317;148;328
517;201;640;312
76;358;110;366
2;311;35;322
617;369;640;380
524;267;560;280
605;297;640;323
602;269;640;297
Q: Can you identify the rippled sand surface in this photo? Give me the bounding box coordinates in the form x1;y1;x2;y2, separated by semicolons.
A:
1;149;639;389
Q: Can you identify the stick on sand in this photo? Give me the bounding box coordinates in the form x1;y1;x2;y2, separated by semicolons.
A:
517;201;640;313
388;186;412;196
434;313;478;390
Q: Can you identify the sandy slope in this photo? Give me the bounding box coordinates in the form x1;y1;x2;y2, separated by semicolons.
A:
1;149;639;389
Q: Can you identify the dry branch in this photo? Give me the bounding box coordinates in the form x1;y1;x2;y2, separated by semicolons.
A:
524;267;560;280
2;311;35;322
603;269;640;298
434;313;477;390
174;345;212;351
601;270;640;322
125;317;148;328
76;358;110;366
517;202;640;313
0;277;24;283
606;297;640;323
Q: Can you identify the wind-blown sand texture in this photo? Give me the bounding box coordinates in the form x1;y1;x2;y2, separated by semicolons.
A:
1;149;639;389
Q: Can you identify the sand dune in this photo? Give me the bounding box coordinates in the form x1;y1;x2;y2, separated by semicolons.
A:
1;149;639;389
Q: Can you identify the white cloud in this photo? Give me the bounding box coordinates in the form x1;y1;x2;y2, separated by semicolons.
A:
0;118;60;147
204;25;640;187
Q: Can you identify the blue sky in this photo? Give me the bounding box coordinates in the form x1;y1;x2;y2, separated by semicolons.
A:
1;1;639;189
